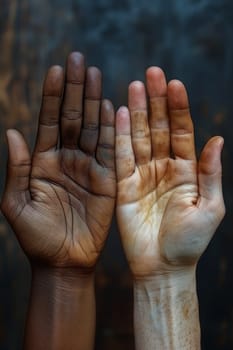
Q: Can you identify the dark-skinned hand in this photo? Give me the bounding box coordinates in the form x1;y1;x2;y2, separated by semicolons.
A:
1;52;116;270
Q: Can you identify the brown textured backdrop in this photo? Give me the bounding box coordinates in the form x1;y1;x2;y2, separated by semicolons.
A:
0;1;233;349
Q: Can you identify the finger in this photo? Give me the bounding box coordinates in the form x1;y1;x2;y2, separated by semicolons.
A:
128;81;151;165
1;130;31;217
146;66;170;159
168;80;196;160
115;106;135;181
198;137;225;209
79;67;102;155
34;66;64;153
61;52;85;149
96;99;115;169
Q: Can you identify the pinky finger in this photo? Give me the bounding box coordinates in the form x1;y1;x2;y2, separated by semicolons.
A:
115;106;135;182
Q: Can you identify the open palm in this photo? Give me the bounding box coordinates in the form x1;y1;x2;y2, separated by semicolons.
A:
1;52;116;268
116;67;225;277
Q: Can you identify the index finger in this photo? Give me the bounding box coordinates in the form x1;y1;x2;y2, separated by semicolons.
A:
34;65;64;153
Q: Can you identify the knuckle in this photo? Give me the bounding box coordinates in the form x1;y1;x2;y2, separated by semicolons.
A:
83;123;98;131
62;109;82;120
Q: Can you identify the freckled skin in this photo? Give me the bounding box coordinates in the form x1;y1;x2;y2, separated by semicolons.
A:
116;72;225;276
1;52;116;350
116;67;225;349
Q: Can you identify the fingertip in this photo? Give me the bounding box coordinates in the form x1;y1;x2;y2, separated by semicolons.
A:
116;105;130;121
87;66;102;78
66;51;86;82
43;65;64;96
205;136;224;152
213;136;224;149
6;128;16;138
6;129;23;143
117;105;129;114
101;99;115;125
129;80;144;89
128;81;145;98
102;99;114;116
128;81;147;110
48;65;63;75
85;66;102;99
116;106;130;135
146;66;167;97
168;80;189;109
199;136;224;175
146;66;164;76
67;51;85;65
102;99;114;112
168;79;184;89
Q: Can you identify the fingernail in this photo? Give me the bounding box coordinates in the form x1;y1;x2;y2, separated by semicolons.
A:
117;106;128;115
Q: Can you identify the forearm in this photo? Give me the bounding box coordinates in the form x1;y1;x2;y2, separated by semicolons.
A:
24;265;95;350
134;268;200;350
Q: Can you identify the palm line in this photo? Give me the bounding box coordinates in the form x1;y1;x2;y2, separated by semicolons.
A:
31;163;113;252
48;183;70;260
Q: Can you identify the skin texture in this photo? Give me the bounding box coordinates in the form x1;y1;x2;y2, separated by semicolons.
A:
1;52;116;350
116;67;225;349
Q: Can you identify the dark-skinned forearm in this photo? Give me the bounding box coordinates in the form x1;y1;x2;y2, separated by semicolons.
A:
24;266;95;350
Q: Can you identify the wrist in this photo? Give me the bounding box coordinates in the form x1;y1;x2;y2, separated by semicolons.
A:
133;267;200;350
24;264;96;350
30;264;95;295
133;265;197;291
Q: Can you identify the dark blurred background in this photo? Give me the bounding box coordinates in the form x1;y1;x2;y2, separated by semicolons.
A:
0;0;233;349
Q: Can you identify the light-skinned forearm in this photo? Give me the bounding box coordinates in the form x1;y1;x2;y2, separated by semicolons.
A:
134;268;200;350
24;265;95;350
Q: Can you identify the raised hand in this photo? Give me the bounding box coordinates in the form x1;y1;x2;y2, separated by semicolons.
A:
1;52;116;269
116;67;225;349
116;66;225;277
1;52;116;350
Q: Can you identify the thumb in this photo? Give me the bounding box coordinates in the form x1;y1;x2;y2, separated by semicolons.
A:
1;129;31;217
198;136;225;216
